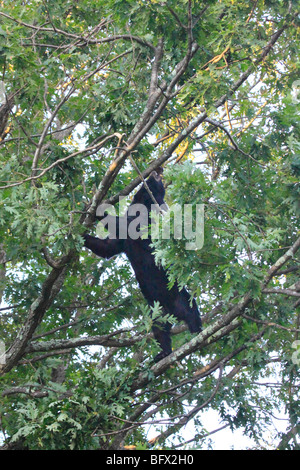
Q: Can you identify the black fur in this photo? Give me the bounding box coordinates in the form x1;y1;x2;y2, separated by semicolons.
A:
83;170;202;362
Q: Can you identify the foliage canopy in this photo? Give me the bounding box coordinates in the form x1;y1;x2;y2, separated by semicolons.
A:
0;0;299;450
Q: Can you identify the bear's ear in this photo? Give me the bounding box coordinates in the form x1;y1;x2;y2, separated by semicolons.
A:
150;167;164;181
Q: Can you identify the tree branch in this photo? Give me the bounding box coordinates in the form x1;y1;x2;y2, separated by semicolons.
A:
106;18;294;206
0;251;75;375
31;85;76;176
0;134;121;190
263;237;300;287
25;328;139;355
149;363;224;446
0;13;155;50
262;288;300;298
205;117;266;167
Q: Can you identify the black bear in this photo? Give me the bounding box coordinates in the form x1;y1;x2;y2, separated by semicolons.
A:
83;169;202;362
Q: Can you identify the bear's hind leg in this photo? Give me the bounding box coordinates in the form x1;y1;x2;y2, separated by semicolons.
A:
152;321;172;363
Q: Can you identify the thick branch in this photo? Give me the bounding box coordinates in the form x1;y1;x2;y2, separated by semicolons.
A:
262;288;300;298
127;238;299;392
107;19;293;206
0;13;155;50
25;328;140;354
263;237;300;287
130;294;251;392
0;251;75;375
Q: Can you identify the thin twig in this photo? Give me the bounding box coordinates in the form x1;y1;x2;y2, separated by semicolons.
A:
0;134;121;189
205;117;266;167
